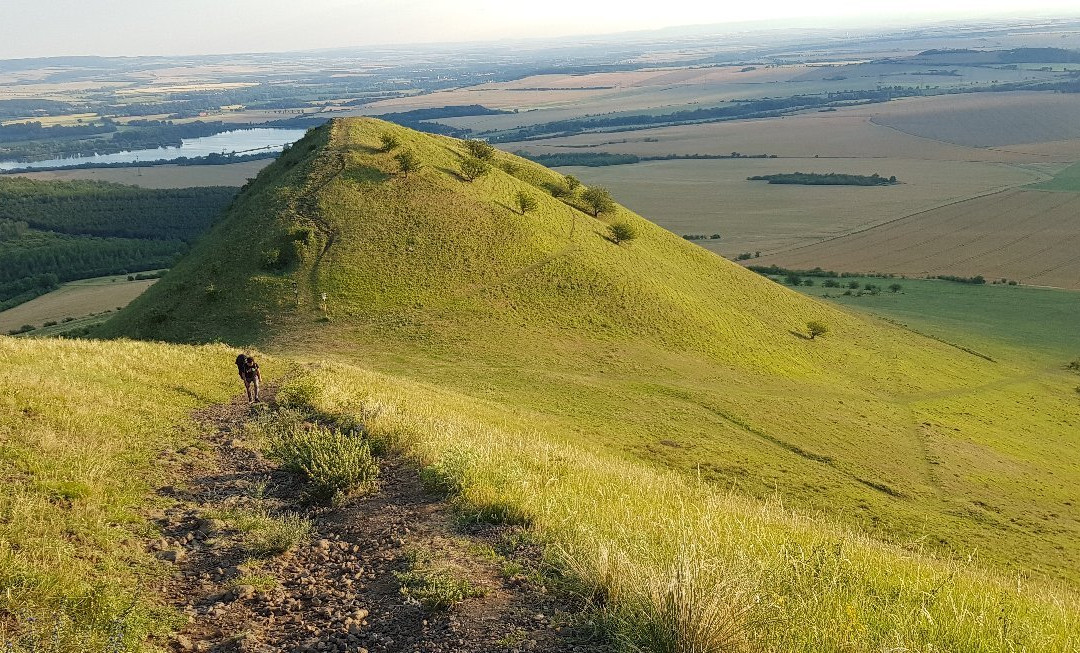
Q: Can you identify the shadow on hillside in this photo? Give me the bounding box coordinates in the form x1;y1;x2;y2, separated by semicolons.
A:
494;200;523;215
789;330;812;340
342;165;391;184
342;144;381;155
172;385;213;403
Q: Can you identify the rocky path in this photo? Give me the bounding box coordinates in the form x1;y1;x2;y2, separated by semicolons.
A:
146;389;610;653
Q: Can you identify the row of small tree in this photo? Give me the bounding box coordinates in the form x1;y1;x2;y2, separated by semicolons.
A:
379;131;638;244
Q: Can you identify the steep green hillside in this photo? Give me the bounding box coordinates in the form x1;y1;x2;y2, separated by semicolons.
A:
101;118;1080;584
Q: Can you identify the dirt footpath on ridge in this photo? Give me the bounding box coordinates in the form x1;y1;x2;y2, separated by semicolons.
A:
146;388;612;653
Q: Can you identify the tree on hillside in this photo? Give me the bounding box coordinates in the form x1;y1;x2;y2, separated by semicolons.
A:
459;156;490;182
608;220;638;244
379;133;400;152
395;150;420;178
889;283;903;293
564;175;581;193
806;320;829;340
514;190;538;215
463;139;495;160
581;186;615;217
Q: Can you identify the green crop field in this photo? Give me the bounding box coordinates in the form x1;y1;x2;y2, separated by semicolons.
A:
786;275;1080;362
1029;160;1080;192
6;118;1080;651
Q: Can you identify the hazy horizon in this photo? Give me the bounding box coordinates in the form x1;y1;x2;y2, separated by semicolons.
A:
3;0;1080;60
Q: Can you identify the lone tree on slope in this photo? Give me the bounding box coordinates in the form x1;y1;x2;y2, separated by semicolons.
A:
806;320;829;340
459;156;490;182
395;150;420;178
581;186;615;217
514;190;538;215
379;133;400;152
463;139;495;160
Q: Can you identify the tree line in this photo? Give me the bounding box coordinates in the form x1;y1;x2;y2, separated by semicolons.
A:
747;172;898;186
0;178;234;308
0;177;235;241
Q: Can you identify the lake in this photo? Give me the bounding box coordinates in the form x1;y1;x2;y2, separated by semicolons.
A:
0;128;308;171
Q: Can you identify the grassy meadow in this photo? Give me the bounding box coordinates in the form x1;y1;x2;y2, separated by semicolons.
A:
0;274;160;335
786;275;1080;362
6;117;1079;650
100;118;1080;585
0;337;276;650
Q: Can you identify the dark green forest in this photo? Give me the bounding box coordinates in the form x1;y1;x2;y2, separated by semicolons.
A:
0;178;235;308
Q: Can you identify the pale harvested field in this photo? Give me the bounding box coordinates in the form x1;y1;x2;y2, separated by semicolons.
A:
0;275;157;333
869;92;1080;147
566;158;1045;255
509;95;1080;164
1;113;101;127
362;64;880;132
9;160;270;188
755;189;1080;289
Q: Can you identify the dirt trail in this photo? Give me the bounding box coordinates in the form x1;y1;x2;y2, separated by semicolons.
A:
148;388;608;653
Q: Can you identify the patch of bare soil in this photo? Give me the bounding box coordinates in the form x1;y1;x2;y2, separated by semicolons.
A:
147;388;611;653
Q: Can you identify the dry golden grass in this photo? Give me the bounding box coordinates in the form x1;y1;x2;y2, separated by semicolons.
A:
756;189;1080;289
0;275;158;333
10;160;271;188
869;91;1080;147
509;98;1080;164
559;157;1044;256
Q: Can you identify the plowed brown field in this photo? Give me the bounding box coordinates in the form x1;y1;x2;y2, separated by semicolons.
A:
755;189;1080;289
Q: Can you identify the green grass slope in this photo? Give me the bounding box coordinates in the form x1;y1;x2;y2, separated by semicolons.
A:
100;118;1080;584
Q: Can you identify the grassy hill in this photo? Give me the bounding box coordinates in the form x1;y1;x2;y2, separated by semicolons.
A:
99;118;1080;579
70;117;1080;647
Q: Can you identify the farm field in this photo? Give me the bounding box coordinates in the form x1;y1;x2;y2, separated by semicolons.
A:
869;92;1080;147
8;160;269;188
786;275;1080;362
1030;160;1080;191
559;157;1044;256
754;189;1080;289
508;94;1080;163
0;274;159;334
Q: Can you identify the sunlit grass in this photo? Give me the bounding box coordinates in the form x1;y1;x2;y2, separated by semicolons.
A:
0;336;277;651
286;363;1080;652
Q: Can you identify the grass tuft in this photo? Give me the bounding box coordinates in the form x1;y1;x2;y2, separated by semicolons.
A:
394;548;485;611
256;409;379;505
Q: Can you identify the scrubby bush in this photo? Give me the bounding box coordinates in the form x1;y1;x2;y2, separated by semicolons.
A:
267;422;379;505
608;221;639;244
514;190;538;215
564;175;581;193
889;283;903;293
807;321;829;340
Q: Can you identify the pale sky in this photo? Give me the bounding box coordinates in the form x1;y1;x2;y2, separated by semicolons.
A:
2;0;1079;59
